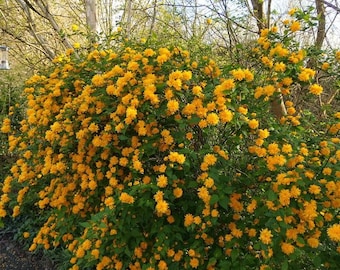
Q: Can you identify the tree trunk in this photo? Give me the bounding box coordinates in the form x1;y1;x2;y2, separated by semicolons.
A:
126;0;132;38
315;0;326;49
250;0;264;33
85;0;98;41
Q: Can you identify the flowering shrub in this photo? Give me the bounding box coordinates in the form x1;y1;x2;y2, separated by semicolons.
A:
1;11;340;270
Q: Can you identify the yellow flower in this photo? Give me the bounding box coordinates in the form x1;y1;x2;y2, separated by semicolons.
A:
229;193;243;212
231;69;245;81
197;186;210;204
246;199;257;213
154;191;164;202
173;187;183;198
321;62;329;70
279;189;291;206
220;79;235;91
261;56;273;68
184;213;194;226
203;154;217;166
71;24;79;31
286;228;298;240
259;228;273;244
12;205;20;217
327;224;340;242
119;192;135;204
302;200;318;221
82;239;92;251
126;106;137;120
268;143;280;155
76;247;85;258
142;49;153;58
206;112;219;125
206;18;212;25
322;167;332;175
282;144;293;153
211;209;219;218
258;129;270;139
274;62;286;72
88;180;97;190
238;106;248;115
193;216;201;225
219;109;233;123
104;197;114;208
91;249;100;259
182;70;192;81
290;186;301;198
307;237;319;248
290;21;301;32
167;151;186;164
244;69;254;81
204;177;214;188
281;242;295;255
118;157;128;167
308;184;321;195
1;118;11;133
263;85;275;96
248;228;257;237
157;54;169;65
298;68;315;81
190;257;199;268
155;200;169;215
309;84;323;95
157;175;168;188
91;74;105;87
167;99;179;114
336;51;340;61
260;28;269;37
248;119;259;129
288;8;298;16
88;123;99;133
282;77;293;86
132;159;143;173
158;260;168;270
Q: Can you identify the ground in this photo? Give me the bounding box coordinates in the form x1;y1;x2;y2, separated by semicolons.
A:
0;232;55;270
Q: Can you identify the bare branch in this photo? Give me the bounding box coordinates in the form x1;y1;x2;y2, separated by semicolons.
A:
322;0;340;13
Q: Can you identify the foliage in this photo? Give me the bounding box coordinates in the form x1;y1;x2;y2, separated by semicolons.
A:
0;71;26;228
1;10;340;270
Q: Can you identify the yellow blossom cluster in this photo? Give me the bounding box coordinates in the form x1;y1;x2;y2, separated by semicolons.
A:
1;11;340;269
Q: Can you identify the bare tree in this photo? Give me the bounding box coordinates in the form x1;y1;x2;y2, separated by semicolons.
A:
85;0;99;41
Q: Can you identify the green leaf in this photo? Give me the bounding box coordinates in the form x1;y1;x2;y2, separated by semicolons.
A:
80;221;91;228
231;249;239;262
281;260;288;270
296;236;305;245
118;134;128;140
208;257;217;267
210;194;219;205
267;190;277;200
218;260;231;269
313;255;321;267
219;196;229;210
224;186;233;194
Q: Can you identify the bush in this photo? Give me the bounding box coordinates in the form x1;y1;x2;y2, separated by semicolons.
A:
1;11;340;270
